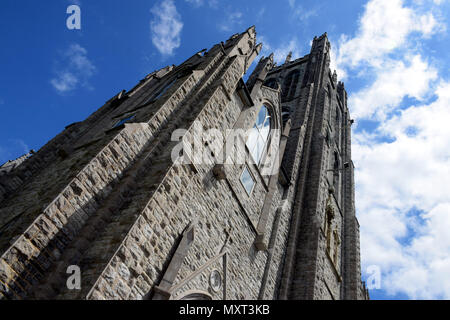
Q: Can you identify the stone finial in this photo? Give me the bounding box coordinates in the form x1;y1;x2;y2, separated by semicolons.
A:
255;42;263;55
267;53;275;69
332;70;338;84
285;51;292;64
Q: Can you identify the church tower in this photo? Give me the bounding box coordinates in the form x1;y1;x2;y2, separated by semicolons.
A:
259;33;368;300
0;27;368;300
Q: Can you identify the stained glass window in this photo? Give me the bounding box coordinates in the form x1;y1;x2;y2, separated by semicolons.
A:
246;105;271;165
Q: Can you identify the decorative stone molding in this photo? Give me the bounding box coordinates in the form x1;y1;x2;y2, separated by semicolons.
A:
209;269;222;293
169;251;228;300
152;222;196;300
254;119;291;251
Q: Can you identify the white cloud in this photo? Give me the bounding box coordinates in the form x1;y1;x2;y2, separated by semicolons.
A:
272;39;302;64
329;45;347;81
259;35;302;64
287;0;319;23
50;44;96;94
413;0;448;6
150;0;183;56
334;0;444;70
218;10;243;32
349;54;438;120
51;72;78;93
13;139;30;154
185;0;219;8
355;82;450;299
329;0;449;299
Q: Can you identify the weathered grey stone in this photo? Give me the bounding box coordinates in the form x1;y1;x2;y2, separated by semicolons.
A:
0;27;367;300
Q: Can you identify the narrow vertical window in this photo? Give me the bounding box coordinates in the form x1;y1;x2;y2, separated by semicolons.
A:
154;78;176;100
240;166;255;195
333;230;340;265
246;105;271;165
333;152;339;194
283;70;300;100
325;201;335;256
335;107;341;148
327;87;332;125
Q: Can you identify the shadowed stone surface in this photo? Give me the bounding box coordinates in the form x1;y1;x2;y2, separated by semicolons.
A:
0;27;368;300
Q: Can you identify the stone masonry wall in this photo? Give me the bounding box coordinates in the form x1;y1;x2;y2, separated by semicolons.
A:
81;54;282;300
0;27;367;300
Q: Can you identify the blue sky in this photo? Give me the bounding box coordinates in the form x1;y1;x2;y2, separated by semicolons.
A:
1;0;450;300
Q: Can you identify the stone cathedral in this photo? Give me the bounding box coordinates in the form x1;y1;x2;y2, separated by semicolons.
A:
0;27;369;300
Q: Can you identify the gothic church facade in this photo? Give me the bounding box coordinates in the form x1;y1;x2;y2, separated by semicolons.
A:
0;27;369;300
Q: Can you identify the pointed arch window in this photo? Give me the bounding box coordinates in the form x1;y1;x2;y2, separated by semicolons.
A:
246;105;271;165
327;86;333;124
333;151;340;194
283;70;300;100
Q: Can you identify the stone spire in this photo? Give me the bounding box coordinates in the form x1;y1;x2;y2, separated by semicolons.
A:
332;70;338;86
285;51;292;64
